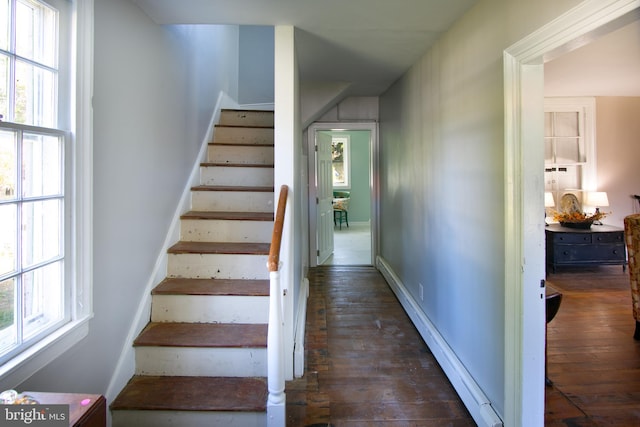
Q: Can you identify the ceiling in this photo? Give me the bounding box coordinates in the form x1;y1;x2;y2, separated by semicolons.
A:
131;0;639;99
545;19;640;97
131;0;479;96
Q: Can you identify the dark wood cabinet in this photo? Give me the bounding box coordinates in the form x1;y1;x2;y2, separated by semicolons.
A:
23;392;106;427
545;224;626;272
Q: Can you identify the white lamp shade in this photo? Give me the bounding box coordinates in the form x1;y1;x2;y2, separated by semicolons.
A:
586;191;609;207
544;192;555;208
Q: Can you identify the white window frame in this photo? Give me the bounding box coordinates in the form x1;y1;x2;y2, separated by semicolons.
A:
0;0;93;390
544;97;597;209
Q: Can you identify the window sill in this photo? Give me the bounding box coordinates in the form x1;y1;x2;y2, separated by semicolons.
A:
0;315;92;391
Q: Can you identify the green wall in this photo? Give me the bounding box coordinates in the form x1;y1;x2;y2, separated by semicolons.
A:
322;130;371;223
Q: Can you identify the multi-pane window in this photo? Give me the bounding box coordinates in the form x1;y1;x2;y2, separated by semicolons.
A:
0;0;58;127
0;0;67;365
544;97;596;208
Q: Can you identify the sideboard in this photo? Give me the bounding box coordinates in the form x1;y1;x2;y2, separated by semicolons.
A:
545;223;626;273
22;392;106;427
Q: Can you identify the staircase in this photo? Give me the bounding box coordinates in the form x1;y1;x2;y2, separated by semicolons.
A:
111;109;276;427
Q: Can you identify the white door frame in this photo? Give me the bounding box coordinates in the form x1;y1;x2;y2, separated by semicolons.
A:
504;1;639;425
307;122;379;267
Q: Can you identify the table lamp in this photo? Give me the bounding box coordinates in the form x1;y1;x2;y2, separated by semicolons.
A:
544;192;555;225
586;191;609;225
545;192;555;208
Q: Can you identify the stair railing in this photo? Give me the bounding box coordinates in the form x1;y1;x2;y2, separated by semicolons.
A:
267;184;288;426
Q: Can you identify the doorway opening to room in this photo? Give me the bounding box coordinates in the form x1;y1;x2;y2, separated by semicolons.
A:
307;122;378;267
504;1;639;424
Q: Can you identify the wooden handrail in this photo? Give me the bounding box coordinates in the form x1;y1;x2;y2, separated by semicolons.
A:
267;184;288;425
268;185;289;272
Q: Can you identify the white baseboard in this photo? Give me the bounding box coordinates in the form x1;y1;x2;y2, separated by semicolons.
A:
293;277;309;378
376;256;503;427
106;91;231;403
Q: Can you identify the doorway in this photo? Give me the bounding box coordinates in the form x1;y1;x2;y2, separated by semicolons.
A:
503;1;639;424
307;122;379;267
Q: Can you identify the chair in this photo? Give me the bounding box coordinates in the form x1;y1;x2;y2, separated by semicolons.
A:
623;213;640;340
333;191;350;229
545;286;563;386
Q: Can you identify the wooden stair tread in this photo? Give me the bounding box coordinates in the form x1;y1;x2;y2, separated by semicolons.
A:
208;142;274;147
168;241;270;255
114;109;275;419
180;211;273;221
153;278;269;296
191;185;274;192
214;124;274;129
134;322;267;347
221;108;273;113
110;376;267;412
200;162;274;168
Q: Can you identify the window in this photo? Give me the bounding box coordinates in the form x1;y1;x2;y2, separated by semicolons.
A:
544;97;596;208
0;0;92;383
0;128;66;364
331;135;350;189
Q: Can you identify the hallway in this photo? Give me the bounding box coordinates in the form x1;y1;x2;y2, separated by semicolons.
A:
323;223;372;266
286;265;475;426
287;264;640;425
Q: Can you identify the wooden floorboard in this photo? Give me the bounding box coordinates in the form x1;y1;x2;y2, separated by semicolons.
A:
545;265;640;426
286;266;475;426
287;265;640;426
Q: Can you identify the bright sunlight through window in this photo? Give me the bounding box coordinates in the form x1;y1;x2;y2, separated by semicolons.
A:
0;0;67;365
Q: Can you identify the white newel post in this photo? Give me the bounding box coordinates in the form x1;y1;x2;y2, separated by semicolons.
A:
267;268;286;426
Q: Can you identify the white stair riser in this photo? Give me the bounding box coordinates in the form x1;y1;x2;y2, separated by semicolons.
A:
135;347;267;377
220;110;274;127
151;295;269;323
191;191;274;212
112;410;265;427
180;219;273;243
200;166;274;187
168;254;269;280
214;126;273;145
208;145;274;165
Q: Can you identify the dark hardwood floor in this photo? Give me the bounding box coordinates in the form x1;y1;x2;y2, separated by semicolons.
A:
286;266;475;426
545;265;640;426
287;265;640;426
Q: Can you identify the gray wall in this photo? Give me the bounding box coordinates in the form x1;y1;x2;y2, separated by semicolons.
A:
239;26;275;105
378;0;583;418
18;0;240;394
